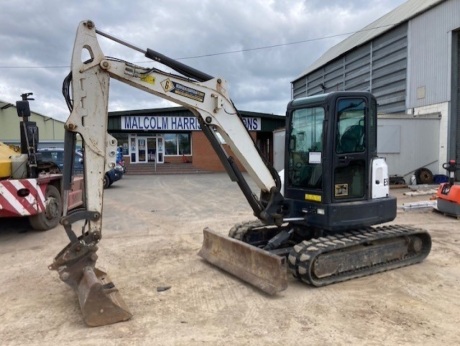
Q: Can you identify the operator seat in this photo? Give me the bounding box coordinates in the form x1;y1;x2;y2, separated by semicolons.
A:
339;125;364;153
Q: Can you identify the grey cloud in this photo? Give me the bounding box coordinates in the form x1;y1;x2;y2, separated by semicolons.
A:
0;0;406;120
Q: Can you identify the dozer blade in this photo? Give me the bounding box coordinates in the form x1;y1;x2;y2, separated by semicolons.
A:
198;227;288;295
77;267;133;327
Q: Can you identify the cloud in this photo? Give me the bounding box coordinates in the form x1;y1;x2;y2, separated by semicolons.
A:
0;0;406;121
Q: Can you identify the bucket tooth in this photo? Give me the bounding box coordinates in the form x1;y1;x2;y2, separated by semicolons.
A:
198;227;288;295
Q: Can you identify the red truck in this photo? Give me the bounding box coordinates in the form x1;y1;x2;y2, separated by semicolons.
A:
0;93;83;230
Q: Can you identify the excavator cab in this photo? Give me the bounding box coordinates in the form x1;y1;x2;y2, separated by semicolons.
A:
205;91;428;290
284;92;396;231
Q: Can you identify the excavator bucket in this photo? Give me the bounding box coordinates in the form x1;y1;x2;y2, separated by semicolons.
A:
76;267;133;327
49;240;132;327
198;227;288;295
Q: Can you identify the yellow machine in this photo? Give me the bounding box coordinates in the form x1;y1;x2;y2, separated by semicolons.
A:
0;142;18;178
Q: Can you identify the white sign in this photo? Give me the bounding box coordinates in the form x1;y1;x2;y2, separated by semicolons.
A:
241;117;261;131
121;116;261;131
309;152;321;164
122;116;199;131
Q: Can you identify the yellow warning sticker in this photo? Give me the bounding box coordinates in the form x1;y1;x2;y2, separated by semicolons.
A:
140;74;155;84
305;194;322;202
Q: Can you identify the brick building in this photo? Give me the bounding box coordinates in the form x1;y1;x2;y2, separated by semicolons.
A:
108;107;285;174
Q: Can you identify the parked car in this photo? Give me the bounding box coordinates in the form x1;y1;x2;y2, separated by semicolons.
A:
104;165;123;188
37;147;83;173
38;148;123;188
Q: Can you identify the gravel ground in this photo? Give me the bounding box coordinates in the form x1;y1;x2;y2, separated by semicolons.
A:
0;174;459;346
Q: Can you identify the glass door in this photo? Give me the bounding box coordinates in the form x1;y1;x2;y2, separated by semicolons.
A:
130;136;137;163
147;138;156;162
333;98;367;200
137;138;147;163
287;106;325;190
157;137;164;163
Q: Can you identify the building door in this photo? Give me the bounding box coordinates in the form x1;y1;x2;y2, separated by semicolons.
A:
147;138;156;162
137;138;147;163
157;137;164;163
130;137;137;163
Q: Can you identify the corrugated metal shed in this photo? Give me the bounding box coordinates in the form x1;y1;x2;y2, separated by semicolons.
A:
0;98;65;145
295;0;444;81
407;0;460;107
293;23;410;113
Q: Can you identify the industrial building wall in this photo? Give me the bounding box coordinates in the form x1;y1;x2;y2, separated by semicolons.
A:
455;31;460;171
0;106;65;145
407;0;460;109
291;1;459;179
411;102;450;175
377;114;441;181
406;0;460;176
292;24;408;114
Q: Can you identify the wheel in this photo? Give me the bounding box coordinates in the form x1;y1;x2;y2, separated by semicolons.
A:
416;168;433;184
103;174;111;189
29;185;63;231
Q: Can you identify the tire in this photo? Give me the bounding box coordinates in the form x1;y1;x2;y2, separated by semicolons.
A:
29;185;63;231
103;174;111;189
415;168;433;185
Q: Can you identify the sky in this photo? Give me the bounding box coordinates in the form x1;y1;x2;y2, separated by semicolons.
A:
0;0;407;122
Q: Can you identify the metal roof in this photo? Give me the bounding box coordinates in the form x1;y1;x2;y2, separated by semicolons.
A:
0;98;64;123
109;106;285;119
0;100;14;110
295;0;445;81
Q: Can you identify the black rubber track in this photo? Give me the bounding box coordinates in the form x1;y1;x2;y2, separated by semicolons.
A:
287;225;431;287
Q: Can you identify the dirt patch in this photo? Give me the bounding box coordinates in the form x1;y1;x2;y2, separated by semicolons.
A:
0;175;459;345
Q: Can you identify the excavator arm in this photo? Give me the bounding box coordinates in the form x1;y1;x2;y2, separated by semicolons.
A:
65;20;282;223
49;20;286;327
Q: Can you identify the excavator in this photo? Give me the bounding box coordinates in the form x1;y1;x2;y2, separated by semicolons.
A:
49;20;432;327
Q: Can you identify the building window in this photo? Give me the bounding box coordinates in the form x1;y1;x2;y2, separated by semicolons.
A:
111;133;129;155
178;133;191;155
164;133;191;155
165;134;178;155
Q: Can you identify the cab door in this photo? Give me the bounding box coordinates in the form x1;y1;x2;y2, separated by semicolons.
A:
285;105;325;201
332;97;369;202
